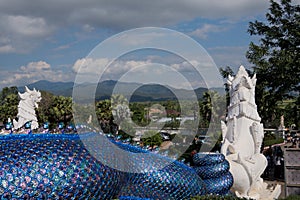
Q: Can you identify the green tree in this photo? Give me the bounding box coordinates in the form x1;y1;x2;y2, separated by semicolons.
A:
48;96;73;127
141;130;162;148
0;93;19;123
36;91;55;125
0;86;18;103
96;99;113;133
199;91;225;127
247;0;300;126
129;102;148;126
0;87;19;123
96;97;131;134
118;120;136;140
219;66;234;108
72;103;99;130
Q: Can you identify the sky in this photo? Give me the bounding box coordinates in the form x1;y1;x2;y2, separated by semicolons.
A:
0;0;296;90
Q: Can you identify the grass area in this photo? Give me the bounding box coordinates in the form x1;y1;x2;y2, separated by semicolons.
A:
264;138;284;146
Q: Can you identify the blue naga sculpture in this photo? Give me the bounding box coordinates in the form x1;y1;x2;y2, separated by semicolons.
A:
0;133;233;199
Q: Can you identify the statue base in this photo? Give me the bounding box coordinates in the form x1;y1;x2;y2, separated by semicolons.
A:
244;180;281;200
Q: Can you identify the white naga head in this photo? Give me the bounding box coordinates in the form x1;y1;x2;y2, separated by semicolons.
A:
227;65;257;92
19;86;42;108
14;86;42;130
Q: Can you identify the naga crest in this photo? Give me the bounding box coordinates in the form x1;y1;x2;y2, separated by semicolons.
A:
226;65;257;107
13;86;42;130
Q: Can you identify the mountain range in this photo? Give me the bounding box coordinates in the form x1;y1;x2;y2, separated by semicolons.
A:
18;80;225;102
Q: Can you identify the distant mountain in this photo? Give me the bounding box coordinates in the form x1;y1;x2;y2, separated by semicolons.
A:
18;80;74;96
19;80;225;102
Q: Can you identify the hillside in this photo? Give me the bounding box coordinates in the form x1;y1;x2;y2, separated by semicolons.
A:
18;80;225;102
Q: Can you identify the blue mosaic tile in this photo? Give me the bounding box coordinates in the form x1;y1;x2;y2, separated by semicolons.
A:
0;133;233;199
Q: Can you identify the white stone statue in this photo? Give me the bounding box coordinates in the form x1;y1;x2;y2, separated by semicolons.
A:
221;66;281;199
13;86;42;130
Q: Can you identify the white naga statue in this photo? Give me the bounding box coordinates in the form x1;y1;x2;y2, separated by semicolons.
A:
221;66;281;199
13;86;42;130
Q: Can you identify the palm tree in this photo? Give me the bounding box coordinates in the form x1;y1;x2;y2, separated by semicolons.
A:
200;91;225;127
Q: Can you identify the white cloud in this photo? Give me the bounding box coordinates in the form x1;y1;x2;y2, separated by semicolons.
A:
0;0;271;53
72;57;151;82
113;31;168;46
20;61;51;71
0;15;54;53
0;44;15;53
190;24;228;39
82;24;95;32
0;61;74;87
6;15;51;37
72;57;211;89
72;57;110;74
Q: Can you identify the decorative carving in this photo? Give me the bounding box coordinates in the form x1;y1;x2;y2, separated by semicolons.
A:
13;86;42;130
221;66;281;199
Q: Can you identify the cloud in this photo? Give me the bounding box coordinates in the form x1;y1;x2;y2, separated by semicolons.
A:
0;1;271;29
6;15;51;37
190;24;228;39
0;44;15;53
113;31;168;46
0;15;54;53
20;61;51;71
0;61;74;87
82;24;95;32
0;0;271;53
72;57;152;82
72;57;212;89
72;57;110;74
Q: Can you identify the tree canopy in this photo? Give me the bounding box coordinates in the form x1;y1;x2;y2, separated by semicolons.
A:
246;0;300;126
247;0;299;97
0;87;19;123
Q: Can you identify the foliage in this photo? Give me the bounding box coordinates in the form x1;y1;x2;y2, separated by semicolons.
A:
279;195;300;200
199;91;226;128
36;91;55;125
0;87;19;123
164;119;180;129
48;95;73;128
264;138;284;147
141;130;162;148
278;97;300;128
73;103;99;128
0;88;75;129
118;120;136;140
263;131;284;146
183;119;198;131
0;93;19;123
246;0;300;127
219;66;234;108
96;99;114;133
129;102;148;126
0;86;18;102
